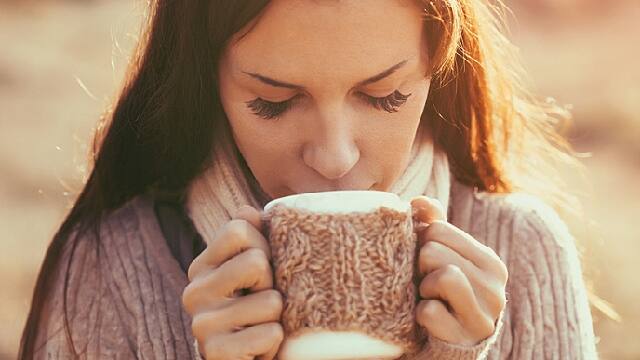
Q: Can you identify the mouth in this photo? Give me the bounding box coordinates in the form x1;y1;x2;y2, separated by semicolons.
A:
292;183;376;193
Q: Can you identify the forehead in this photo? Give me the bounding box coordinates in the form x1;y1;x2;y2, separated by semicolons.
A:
224;0;427;87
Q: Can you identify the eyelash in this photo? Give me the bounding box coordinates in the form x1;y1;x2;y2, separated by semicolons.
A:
245;90;412;120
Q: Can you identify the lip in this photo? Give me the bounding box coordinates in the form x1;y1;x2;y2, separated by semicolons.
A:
291;183;376;193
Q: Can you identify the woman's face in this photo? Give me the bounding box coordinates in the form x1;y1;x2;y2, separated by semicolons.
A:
218;0;431;199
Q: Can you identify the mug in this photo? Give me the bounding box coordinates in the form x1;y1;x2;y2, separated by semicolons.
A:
262;190;424;360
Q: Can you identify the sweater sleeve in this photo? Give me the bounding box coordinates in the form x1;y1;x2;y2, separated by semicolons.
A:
31;226;137;359
29;196;204;359
404;192;599;360
505;197;599;359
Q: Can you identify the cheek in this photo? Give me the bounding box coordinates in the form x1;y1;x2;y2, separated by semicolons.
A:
363;89;428;188
223;107;299;192
230;116;293;171
364;90;426;153
369;127;418;181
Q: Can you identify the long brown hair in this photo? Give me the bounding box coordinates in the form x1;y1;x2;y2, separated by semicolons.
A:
19;0;601;357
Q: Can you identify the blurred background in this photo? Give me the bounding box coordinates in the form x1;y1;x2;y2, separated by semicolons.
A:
0;0;638;358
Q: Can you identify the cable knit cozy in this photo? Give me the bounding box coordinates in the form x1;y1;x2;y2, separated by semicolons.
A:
31;125;599;359
265;205;421;355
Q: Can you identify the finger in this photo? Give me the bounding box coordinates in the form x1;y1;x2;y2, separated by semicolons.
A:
204;322;284;360
191;289;283;335
419;264;494;337
422;220;505;275
418;239;507;319
411;196;446;225
415;299;462;344
184;248;274;314
418;239;503;314
418;239;479;278
188;217;271;282
256;338;281;360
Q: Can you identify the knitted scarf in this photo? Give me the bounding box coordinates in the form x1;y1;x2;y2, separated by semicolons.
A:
185;124;451;243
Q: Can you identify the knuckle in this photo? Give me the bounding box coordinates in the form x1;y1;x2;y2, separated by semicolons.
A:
484;246;504;265
266;322;285;343
486;248;506;268
497;261;509;283
244;248;271;275
487;285;507;313
187;264;198;283
264;289;284;314
479;313;496;337
182;284;195;314
418;276;431;298
477;248;507;282
418;243;428;259
496;292;507;312
419;241;442;270
444;263;462;273
418;245;431;266
188;250;209;281
441;264;464;287
419;300;442;321
191;312;209;338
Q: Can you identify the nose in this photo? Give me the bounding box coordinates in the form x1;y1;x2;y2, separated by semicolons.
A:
302;114;360;180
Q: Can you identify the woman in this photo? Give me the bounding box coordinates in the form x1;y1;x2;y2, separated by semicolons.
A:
19;0;599;359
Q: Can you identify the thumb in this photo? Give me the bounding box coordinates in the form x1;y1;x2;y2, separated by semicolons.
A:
411;196;446;224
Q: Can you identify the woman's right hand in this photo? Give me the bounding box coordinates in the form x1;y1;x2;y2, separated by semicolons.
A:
182;205;284;360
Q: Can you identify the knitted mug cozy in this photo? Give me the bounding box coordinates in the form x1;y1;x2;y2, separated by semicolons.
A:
262;191;425;359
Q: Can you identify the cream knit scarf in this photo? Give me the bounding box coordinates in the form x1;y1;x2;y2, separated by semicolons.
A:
185;125;451;243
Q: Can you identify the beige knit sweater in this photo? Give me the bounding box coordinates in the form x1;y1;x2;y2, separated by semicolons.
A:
32;179;599;359
32;123;598;359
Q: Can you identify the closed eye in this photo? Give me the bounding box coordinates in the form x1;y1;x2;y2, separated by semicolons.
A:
356;90;412;113
245;90;412;120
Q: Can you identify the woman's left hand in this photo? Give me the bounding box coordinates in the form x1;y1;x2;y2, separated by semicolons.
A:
410;196;509;346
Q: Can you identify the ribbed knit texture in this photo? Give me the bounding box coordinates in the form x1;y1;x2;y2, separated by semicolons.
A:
265;205;421;355
31;180;599;359
31;128;599;359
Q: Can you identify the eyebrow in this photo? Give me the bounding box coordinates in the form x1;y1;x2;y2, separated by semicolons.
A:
242;59;409;90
